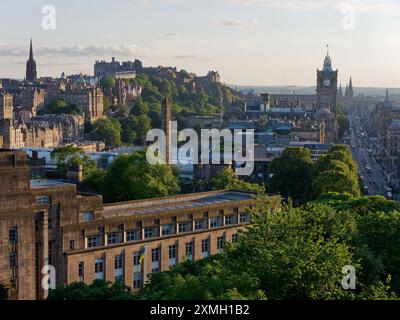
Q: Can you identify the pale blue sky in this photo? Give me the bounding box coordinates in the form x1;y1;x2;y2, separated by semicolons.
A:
1;0;400;87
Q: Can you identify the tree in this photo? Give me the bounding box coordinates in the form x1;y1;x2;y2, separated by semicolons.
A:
50;145;97;178
212;167;265;194
92;118;122;147
101;150;180;203
140;196;396;300
47;280;135;300
311;160;361;198
269;147;314;202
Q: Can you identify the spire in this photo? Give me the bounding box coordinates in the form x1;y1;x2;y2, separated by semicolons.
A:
29;38;33;60
323;44;332;72
384;89;390;106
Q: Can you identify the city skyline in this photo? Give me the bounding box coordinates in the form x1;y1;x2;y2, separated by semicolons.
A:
1;0;400;87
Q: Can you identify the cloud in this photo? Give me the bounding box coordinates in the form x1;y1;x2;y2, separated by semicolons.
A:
211;17;260;27
227;0;400;15
162;32;178;37
174;54;200;59
0;44;145;58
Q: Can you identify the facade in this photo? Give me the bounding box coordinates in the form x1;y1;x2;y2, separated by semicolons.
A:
0;149;260;300
57;86;104;124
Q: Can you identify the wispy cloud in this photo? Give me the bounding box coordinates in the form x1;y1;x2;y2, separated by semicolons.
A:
211;17;260;27
228;0;400;15
162;32;178;37
0;44;145;58
174;54;199;59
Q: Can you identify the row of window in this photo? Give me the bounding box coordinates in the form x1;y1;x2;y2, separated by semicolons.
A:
85;213;249;249
79;234;238;285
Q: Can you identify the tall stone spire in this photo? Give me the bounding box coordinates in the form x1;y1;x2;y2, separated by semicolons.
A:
26;39;37;82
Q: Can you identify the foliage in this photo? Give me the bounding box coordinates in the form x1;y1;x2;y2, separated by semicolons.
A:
91;118;122;147
101;150;180;203
212;167;265;194
140;195;398;300
336;104;350;139
269;147;314;202
50;145;97;179
37;98;80;115
47;280;135;300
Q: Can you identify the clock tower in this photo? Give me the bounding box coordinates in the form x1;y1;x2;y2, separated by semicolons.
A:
316;47;338;116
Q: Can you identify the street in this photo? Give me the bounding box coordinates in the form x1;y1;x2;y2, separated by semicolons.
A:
349;113;389;197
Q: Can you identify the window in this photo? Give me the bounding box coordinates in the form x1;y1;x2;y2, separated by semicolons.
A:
151;267;159;273
225;215;234;225
87;235;99;248
69;240;75;250
144;228;154;239
240;213;249;223
203;211;209;218
219;209;224;215
195;220;205;230
115;255;123;270
185;242;193;258
232;234;238;244
162;224;172;236
78;262;84;281
10;253;18;268
133;252;141;266
133;272;142;289
178;222;187;233
179;222;192;233
233;207;239;214
201;239;209;253
95;259;104;273
151;248;160;262
9;227;17;243
210;217;222;228
217;236;225;250
154;219;160;225
127;229;141;241
83;212;94;222
36;195;51;205
169;245;177;259
108;233;119;244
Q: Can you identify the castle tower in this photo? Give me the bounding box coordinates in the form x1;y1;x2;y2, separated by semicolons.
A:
26;39;37;83
316;45;338;116
161;97;171;165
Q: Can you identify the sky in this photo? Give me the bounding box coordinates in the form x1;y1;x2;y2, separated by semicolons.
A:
1;0;400;87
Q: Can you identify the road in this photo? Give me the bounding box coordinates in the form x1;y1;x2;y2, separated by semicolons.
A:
349;113;388;197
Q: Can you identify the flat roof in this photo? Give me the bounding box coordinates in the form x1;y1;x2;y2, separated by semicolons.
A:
30;179;74;189
103;191;254;218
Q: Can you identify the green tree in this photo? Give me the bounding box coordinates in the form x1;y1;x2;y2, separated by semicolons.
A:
92;118;122;147
47;280;135;300
311;160;361;198
212;167;265;194
50;145;97;178
101;150;180;203
269;147;314;202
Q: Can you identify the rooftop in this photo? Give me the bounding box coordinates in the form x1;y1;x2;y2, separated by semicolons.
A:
30;179;74;189
103;191;254;218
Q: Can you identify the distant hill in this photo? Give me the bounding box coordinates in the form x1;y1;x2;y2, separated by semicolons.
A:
227;84;400;99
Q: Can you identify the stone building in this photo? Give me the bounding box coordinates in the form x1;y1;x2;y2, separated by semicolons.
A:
57;86;104;124
0;149;263;300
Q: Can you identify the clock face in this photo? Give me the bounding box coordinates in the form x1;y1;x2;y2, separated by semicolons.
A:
323;79;331;87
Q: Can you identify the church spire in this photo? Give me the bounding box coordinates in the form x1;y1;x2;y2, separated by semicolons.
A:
29;38;33;60
26;39;37;82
